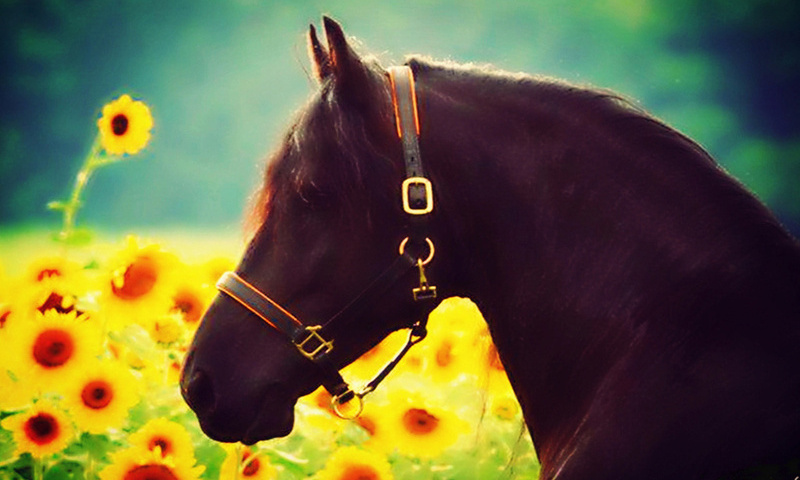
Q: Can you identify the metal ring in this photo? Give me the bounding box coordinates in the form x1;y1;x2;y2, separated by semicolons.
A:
331;392;364;420
398;237;435;266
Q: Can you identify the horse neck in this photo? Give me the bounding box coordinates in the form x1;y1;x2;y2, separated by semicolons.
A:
418;69;800;467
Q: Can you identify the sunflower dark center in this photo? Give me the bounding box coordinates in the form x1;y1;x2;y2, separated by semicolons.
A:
24;413;60;445
112;256;158;300
171;291;202;323
402;408;440;435
124;465;179;480
37;292;76;315
341;465;380;480
81;380;114;409
33;329;75;368
36;268;62;282
435;340;454;367
148;437;172;457
111;114;129;136
241;452;261;477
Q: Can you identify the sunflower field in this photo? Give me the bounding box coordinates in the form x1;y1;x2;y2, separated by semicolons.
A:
0;95;539;480
0;234;540;480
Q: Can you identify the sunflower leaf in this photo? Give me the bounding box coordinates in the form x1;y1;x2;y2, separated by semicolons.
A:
43;460;85;480
0;428;15;463
77;432;115;462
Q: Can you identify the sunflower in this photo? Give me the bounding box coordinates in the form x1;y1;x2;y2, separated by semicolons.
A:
316;446;393;480
100;237;178;330
1;400;75;458
219;445;277;480
25;255;85;286
369;388;469;459
97;94;153;156
99;446;204;480
143;312;186;345
490;394;521;421
198;257;235;289
169;280;213;330
341;329;413;382
62;359;141;434
10;309;102;393
128;418;196;464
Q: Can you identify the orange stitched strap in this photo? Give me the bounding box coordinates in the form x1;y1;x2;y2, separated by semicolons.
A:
389;66;421;138
216;272;304;334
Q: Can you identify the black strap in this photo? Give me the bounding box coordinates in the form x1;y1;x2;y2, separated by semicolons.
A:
390;66;433;216
390;66;424;179
217;272;309;346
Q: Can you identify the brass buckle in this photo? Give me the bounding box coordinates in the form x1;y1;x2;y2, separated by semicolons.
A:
402;177;434;215
295;325;334;361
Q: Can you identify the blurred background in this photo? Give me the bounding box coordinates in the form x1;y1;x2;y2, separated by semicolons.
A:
1;0;799;238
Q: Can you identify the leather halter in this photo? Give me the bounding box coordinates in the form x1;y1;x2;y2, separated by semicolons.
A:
216;66;436;418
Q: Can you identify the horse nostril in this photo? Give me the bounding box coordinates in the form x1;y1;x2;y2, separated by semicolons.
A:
182;368;216;416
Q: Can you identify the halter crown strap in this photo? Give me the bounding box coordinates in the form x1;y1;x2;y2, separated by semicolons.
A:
389;66;433;216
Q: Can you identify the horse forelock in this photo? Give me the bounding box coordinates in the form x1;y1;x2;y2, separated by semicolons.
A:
246;62;397;236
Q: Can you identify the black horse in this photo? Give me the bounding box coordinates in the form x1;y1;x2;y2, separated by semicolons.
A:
181;17;800;479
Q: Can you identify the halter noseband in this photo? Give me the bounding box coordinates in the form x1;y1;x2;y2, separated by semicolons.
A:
216;66;436;418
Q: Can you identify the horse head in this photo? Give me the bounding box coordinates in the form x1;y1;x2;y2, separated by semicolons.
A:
180;17;447;444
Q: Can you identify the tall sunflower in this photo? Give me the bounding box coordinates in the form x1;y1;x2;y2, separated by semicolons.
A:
97;94;153;155
316;446;393;480
62;359;141;434
99;446;204;480
10;309;102;393
128;418;196;465
1;400;75;458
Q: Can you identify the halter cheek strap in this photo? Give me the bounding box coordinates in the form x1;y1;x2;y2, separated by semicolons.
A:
215;65;436;417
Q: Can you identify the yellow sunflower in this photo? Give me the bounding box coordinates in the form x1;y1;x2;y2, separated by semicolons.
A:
369;388;469;459
62;359;141;434
143;312;186;345
128;418;196;464
97;94;153;155
24;255;85;286
1;400;75;458
100;237;178;330
99;446;204;480
490;394;521;421
341;329;414;382
10;309;102;393
219;445;277;480
169;279;214;330
198;257;235;289
316;446;393;480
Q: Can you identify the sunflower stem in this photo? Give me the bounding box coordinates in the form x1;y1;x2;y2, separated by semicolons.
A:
55;137;103;243
234;444;242;480
33;457;45;480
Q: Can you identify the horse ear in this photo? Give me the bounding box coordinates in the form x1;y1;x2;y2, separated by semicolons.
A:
321;16;370;94
307;24;331;82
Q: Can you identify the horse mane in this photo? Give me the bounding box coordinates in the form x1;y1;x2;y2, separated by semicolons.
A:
247;54;794;256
